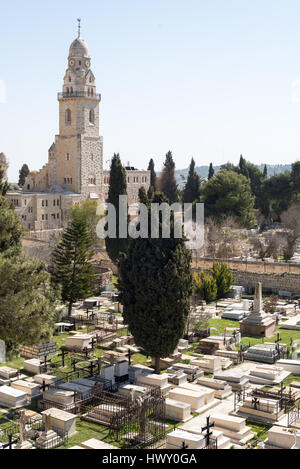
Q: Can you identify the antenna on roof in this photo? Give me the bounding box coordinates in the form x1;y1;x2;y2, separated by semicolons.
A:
77;18;81;38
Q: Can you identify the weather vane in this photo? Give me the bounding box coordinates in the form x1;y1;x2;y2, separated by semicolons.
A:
77;18;81;37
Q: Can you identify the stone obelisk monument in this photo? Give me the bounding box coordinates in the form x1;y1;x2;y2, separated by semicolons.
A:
240;283;276;338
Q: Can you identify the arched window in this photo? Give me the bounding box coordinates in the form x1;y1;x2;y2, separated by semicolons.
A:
69;76;72;82
66;109;71;125
66;87;69;94
91;88;94;96
64;176;72;185
88;175;96;185
89;109;95;124
88;88;90;96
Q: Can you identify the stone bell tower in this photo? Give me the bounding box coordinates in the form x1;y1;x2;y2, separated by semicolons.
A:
55;21;103;198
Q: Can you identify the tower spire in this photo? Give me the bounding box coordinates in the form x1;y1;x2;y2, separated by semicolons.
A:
77;18;81;38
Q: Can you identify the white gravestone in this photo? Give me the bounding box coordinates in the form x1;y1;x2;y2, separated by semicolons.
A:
0;340;6;363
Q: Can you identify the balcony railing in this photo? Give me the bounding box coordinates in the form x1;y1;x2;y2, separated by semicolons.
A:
58;91;101;100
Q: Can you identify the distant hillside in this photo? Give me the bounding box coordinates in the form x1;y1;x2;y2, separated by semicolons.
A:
176;164;292;187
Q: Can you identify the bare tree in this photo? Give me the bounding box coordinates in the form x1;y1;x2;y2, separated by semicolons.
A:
263;295;279;314
250;231;280;261
204;217;243;259
280;205;300;261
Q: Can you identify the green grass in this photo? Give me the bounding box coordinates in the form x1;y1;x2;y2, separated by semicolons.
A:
248;421;272;444
0;356;25;369
58;418;121;449
208;317;300;348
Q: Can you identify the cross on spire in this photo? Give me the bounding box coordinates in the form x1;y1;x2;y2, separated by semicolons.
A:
77;18;81;37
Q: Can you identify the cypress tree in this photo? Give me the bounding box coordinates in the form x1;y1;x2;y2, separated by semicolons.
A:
105;154;129;265
51;217;96;316
158;151;179;204
147;158;157;190
208;163;214;180
183;158;201;204
118;193;192;374
263;164;268;178
18;164;30;187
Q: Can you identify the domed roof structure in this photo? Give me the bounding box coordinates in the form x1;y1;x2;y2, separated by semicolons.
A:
69;37;90;59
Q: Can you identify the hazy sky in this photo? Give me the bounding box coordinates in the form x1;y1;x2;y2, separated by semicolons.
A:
2;0;300;181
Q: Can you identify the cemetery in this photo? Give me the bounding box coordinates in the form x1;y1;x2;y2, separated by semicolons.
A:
1;282;300;450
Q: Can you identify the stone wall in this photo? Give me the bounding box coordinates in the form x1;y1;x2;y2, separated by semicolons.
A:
20;341;57;359
232;271;300;295
192;257;300;275
193;258;300;295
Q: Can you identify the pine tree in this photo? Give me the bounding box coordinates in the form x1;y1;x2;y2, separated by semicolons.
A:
183;158;201;204
0;254;58;354
51;217;96;316
208;163;214;180
210;262;233;299
147;158;157;190
118;193;192;374
0;189;57;354
158;151;178;204
69;199;104;249
18;164;30;187
105;154;129;264
0;196;22;257
0;167;9;196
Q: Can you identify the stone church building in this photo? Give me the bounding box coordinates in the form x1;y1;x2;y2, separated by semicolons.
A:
6;30;150;231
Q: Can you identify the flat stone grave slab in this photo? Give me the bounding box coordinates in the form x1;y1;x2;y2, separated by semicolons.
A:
118;384;148;399
210;412;254;444
23;359;42;375
169;387;205;412
277;359;300;376
43;389;75;406
165;398;192;422
197;377;232;399
179;383;215;404
0;366;18;380
42;408;77;437
80;438;118;449
72;377;98;389
0;385;28;408
136;373;171;395
166;429;205;449
57;382;93;399
265;426;300;449
34;374;60;386
11;380;41;398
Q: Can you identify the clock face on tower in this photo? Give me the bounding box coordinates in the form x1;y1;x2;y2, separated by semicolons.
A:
69;59;75;67
85;60;90;67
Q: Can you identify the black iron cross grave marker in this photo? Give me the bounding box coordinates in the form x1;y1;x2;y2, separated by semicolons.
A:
275;333;282;354
201;416;214;448
252;397;260;410
127;349;132;366
2;434;19;449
